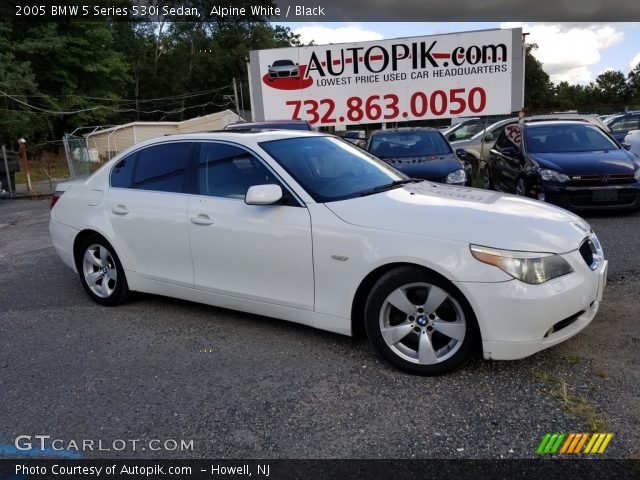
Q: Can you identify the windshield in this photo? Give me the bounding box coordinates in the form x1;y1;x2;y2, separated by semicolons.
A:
272;60;294;67
525;124;619;153
369;131;451;158
260;136;406;202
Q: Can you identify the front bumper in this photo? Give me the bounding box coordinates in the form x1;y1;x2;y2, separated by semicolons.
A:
456;251;608;361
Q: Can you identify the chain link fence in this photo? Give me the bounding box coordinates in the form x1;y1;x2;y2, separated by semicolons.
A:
62;134;95;180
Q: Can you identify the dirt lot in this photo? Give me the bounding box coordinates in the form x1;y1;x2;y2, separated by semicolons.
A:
0;198;638;459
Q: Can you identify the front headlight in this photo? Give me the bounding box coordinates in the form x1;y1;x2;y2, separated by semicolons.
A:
540;169;570;183
446;168;467;184
470;244;573;284
634;168;640;182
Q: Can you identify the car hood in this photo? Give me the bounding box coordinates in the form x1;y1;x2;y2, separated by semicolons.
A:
528;150;639;175
325;182;589;253
379;155;462;179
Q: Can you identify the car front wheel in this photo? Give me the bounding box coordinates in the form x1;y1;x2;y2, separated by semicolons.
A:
364;267;479;375
78;234;130;306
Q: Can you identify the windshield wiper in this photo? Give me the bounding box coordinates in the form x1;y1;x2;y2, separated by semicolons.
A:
360;179;420;196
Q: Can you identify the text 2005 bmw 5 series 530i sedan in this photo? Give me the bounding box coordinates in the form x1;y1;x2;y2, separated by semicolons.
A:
50;131;608;375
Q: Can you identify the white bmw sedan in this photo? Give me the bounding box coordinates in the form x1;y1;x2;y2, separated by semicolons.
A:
50;131;608;375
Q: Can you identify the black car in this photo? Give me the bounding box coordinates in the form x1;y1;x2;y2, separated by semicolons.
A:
484;121;640;210
367;128;468;186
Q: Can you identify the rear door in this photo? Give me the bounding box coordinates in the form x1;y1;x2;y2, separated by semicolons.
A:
108;142;195;286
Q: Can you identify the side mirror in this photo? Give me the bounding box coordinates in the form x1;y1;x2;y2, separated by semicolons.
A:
484;133;494;142
622;143;631;151
268;64;271;68
295;62;299;66
245;184;283;205
455;148;468;158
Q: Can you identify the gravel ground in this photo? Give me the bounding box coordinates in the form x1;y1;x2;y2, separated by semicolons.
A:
0;198;638;459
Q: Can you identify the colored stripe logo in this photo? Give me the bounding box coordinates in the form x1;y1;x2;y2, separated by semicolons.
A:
537;433;613;454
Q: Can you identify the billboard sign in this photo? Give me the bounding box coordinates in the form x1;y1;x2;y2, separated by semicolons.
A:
248;28;524;126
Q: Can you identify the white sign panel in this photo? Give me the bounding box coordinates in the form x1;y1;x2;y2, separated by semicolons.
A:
248;28;523;127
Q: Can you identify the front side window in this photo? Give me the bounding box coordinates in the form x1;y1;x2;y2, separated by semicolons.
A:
609;117;640;134
196;143;279;199
131;142;193;193
260;136;405;203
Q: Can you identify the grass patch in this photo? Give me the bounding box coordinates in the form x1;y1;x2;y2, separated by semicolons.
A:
534;372;607;431
566;354;583;365
593;369;609;379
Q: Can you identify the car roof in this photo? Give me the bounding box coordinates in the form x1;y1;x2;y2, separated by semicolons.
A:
224;120;312;131
522;120;604;128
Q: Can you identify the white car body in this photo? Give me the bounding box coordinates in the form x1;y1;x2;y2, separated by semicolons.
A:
50;131;607;368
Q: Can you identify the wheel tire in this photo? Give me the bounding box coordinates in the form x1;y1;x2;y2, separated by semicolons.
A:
515;177;527;197
364;266;479;375
77;234;130;306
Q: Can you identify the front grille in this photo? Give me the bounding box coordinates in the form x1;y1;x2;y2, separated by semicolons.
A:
569;173;636;186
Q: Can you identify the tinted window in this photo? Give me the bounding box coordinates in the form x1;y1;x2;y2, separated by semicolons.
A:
131;143;192;193
369;131;451;158
260;136;404;203
525;124;619;153
110;153;136;188
197;143;279;199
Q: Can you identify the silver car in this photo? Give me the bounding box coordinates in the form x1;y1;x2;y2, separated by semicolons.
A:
268;59;300;80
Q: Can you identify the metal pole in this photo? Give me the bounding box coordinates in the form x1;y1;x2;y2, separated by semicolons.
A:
232;77;241;117
2;145;13;193
19;139;32;193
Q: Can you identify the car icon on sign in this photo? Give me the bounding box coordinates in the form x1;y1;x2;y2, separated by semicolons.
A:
268;59;300;81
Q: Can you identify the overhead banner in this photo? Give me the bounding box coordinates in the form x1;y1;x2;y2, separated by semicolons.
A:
248;28;524;126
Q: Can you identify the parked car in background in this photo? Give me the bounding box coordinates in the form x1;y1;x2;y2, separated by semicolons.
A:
441;117;482;142
623;129;640;157
367;128;468;185
604;110;640;142
484;121;640;210
452;114;611;180
224;120;312;131
340;130;367;148
50;130;608;375
267;59;300;80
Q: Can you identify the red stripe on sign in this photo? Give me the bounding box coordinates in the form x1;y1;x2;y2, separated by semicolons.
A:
333;59;341;65
370;54;383;61
458;54;465;59
345;58;353;63
433;53;451;59
321;62;326;66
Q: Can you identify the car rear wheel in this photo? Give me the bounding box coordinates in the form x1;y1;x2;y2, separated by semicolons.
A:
78;234;130;306
364;267;479;375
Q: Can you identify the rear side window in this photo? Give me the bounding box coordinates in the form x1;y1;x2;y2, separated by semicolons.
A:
111;153;136;188
130;143;193;193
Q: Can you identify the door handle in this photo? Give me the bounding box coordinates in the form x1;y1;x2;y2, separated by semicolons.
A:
111;204;129;215
190;214;214;226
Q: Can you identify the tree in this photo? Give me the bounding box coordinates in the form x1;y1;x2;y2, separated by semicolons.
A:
593;70;630;105
524;43;554;109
